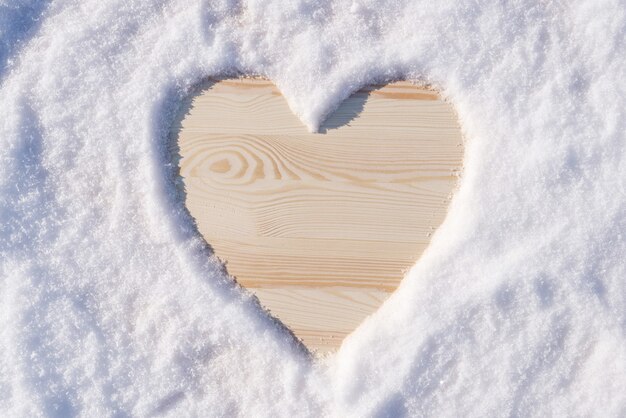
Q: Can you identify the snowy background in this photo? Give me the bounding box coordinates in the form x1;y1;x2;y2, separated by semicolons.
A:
1;0;625;416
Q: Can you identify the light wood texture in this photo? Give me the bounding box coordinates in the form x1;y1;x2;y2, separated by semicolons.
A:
174;78;463;354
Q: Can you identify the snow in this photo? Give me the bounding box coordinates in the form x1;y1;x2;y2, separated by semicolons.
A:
1;0;625;416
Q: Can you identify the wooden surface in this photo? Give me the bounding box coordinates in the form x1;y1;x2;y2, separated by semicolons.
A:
174;78;463;354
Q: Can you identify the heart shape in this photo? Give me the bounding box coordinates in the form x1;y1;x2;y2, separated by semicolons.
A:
174;78;463;354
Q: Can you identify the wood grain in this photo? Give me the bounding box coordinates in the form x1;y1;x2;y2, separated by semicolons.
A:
174;78;463;354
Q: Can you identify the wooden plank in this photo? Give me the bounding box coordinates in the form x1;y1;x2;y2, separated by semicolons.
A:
174;78;463;354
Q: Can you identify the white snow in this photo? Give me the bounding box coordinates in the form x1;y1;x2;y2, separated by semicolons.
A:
1;0;625;416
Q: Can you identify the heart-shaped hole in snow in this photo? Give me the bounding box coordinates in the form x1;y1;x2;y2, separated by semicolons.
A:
172;78;463;355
